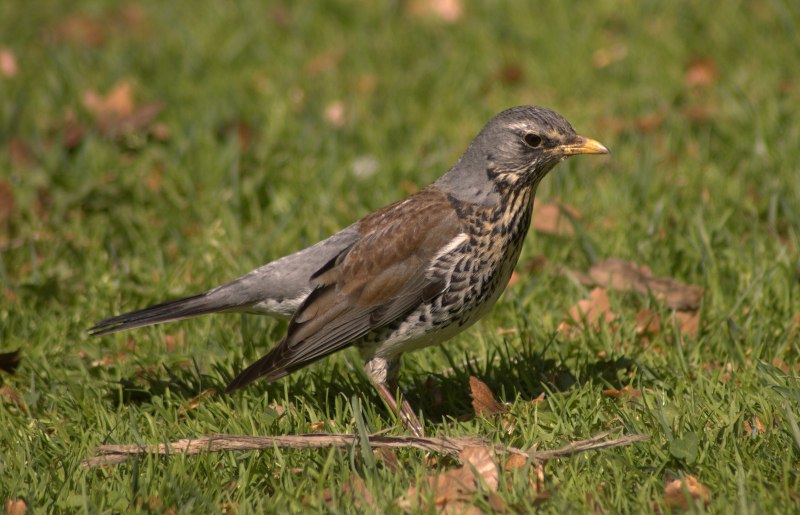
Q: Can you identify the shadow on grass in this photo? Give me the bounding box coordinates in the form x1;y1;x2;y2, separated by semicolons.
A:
107;337;644;431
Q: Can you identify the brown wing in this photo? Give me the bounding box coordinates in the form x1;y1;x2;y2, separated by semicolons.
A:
226;187;462;391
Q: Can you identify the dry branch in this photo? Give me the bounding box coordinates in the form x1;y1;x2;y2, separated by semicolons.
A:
83;429;647;468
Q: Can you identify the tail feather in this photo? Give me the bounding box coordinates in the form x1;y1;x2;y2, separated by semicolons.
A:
88;293;223;336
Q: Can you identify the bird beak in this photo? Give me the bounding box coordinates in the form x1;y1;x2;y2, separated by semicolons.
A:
558;136;610;156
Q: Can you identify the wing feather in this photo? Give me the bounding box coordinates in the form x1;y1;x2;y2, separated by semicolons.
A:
225;187;463;391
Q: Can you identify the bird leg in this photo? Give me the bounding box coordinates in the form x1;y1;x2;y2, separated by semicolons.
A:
364;356;425;437
373;380;425;437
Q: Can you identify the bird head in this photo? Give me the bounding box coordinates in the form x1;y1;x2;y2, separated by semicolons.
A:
437;106;608;203
481;105;608;185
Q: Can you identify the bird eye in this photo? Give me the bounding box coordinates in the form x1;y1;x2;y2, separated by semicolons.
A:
523;133;542;148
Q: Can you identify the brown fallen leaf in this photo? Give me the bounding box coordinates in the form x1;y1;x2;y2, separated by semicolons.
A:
267;402;287;417
8;138;36;168
506;270;521;288
596;110;667;137
406;0;463;23
342;475;375;508
305;48;345;76
177;388;216;415
495;327;518;336
163;330;185;352
533;202;581;236
504;454;528;471
82;81;164;138
47;14;106;46
0;181;14;227
672;310;700;339
355;74;378;95
0;386;27;414
496;63;524;85
404;444;497;513
685;57;719;88
743;416;766;436
324;101;346;128
592;44;627;68
663;474;710;509
524;255;548;274
635;309;661;336
374;447;401;473
83;81;135;119
4;498;27;515
0;47;18;78
559;287;616;335
469;376;507;417
580;258;703;310
0;349;21;374
601;385;641;400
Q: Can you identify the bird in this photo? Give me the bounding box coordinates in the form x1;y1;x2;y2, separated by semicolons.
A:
90;106;608;436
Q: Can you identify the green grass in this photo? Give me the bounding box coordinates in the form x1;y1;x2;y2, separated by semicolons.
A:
2;0;800;511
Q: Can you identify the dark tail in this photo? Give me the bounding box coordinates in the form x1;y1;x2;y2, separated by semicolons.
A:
88;293;225;336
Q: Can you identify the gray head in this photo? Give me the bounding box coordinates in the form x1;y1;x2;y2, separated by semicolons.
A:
436;106;608;204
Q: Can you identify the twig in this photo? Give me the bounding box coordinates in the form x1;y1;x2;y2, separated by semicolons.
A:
82;428;647;468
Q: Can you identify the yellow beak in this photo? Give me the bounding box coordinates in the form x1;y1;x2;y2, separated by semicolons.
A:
558;135;609;156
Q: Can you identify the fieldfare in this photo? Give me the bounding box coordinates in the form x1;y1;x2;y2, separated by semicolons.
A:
90;106;608;436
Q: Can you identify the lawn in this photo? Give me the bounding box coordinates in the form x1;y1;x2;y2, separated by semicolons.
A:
1;0;799;512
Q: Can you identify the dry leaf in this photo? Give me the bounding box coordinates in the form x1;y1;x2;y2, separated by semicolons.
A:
506;270;521;288
403;444;497;513
524;255;548;274
596;110;666;136
0;386;27;414
743;416;766;436
685;58;719;88
82;81;164;138
469;376;507;417
0;181;14;227
560;287;616;335
355;74;378;94
682;105;716;125
0;48;18;78
592;44;627;68
83;81;135;119
0;349;21;374
374;447;401;473
324;101;346;128
635;111;667;133
664;475;710;509
504;454;528;471
8;138;36;168
305;48;344;76
601;385;641;400
59;111;87;150
341;475;375;508
635;309;661;336
672;310;700;338
90;352;128;367
496;63;524;85
48;14;106;46
460;445;499;491
163;330;185;352
267;402;286;416
4;498;27;515
406;0;463;23
533;202;581;236
177;388;216;415
581;258;703;310
495;327;518;336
